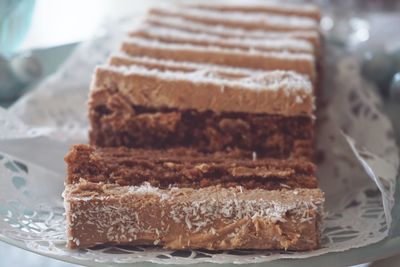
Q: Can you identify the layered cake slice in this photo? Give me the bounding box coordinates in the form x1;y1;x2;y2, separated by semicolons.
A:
64;145;324;250
64;1;325;253
89;64;314;158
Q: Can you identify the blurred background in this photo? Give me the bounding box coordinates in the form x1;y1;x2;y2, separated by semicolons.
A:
0;0;400;266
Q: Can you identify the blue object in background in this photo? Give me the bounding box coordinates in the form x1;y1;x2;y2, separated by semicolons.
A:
0;0;40;103
0;0;35;57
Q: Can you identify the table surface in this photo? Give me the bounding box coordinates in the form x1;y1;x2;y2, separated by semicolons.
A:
2;1;400;266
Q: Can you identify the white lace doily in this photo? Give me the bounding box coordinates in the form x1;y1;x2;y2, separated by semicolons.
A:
0;17;398;265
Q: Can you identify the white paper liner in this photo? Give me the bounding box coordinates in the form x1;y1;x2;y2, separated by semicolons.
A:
0;16;398;265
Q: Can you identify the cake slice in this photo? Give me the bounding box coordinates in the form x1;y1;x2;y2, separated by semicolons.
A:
145;15;321;51
184;1;321;20
65;144;318;190
64;180;324;250
89;64;314;158
149;7;319;32
130;24;315;55
121;37;316;79
109;53;266;77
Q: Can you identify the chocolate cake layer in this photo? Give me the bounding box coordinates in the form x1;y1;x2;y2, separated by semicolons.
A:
64;180;324;250
89;89;314;159
65;144;317;190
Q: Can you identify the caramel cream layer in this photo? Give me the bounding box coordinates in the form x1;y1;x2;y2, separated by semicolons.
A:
64;181;324;250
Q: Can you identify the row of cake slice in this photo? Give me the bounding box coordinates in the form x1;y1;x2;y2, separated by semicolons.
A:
64;1;324;251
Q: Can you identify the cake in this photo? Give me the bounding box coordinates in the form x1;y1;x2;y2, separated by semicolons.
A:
64;1;324;252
